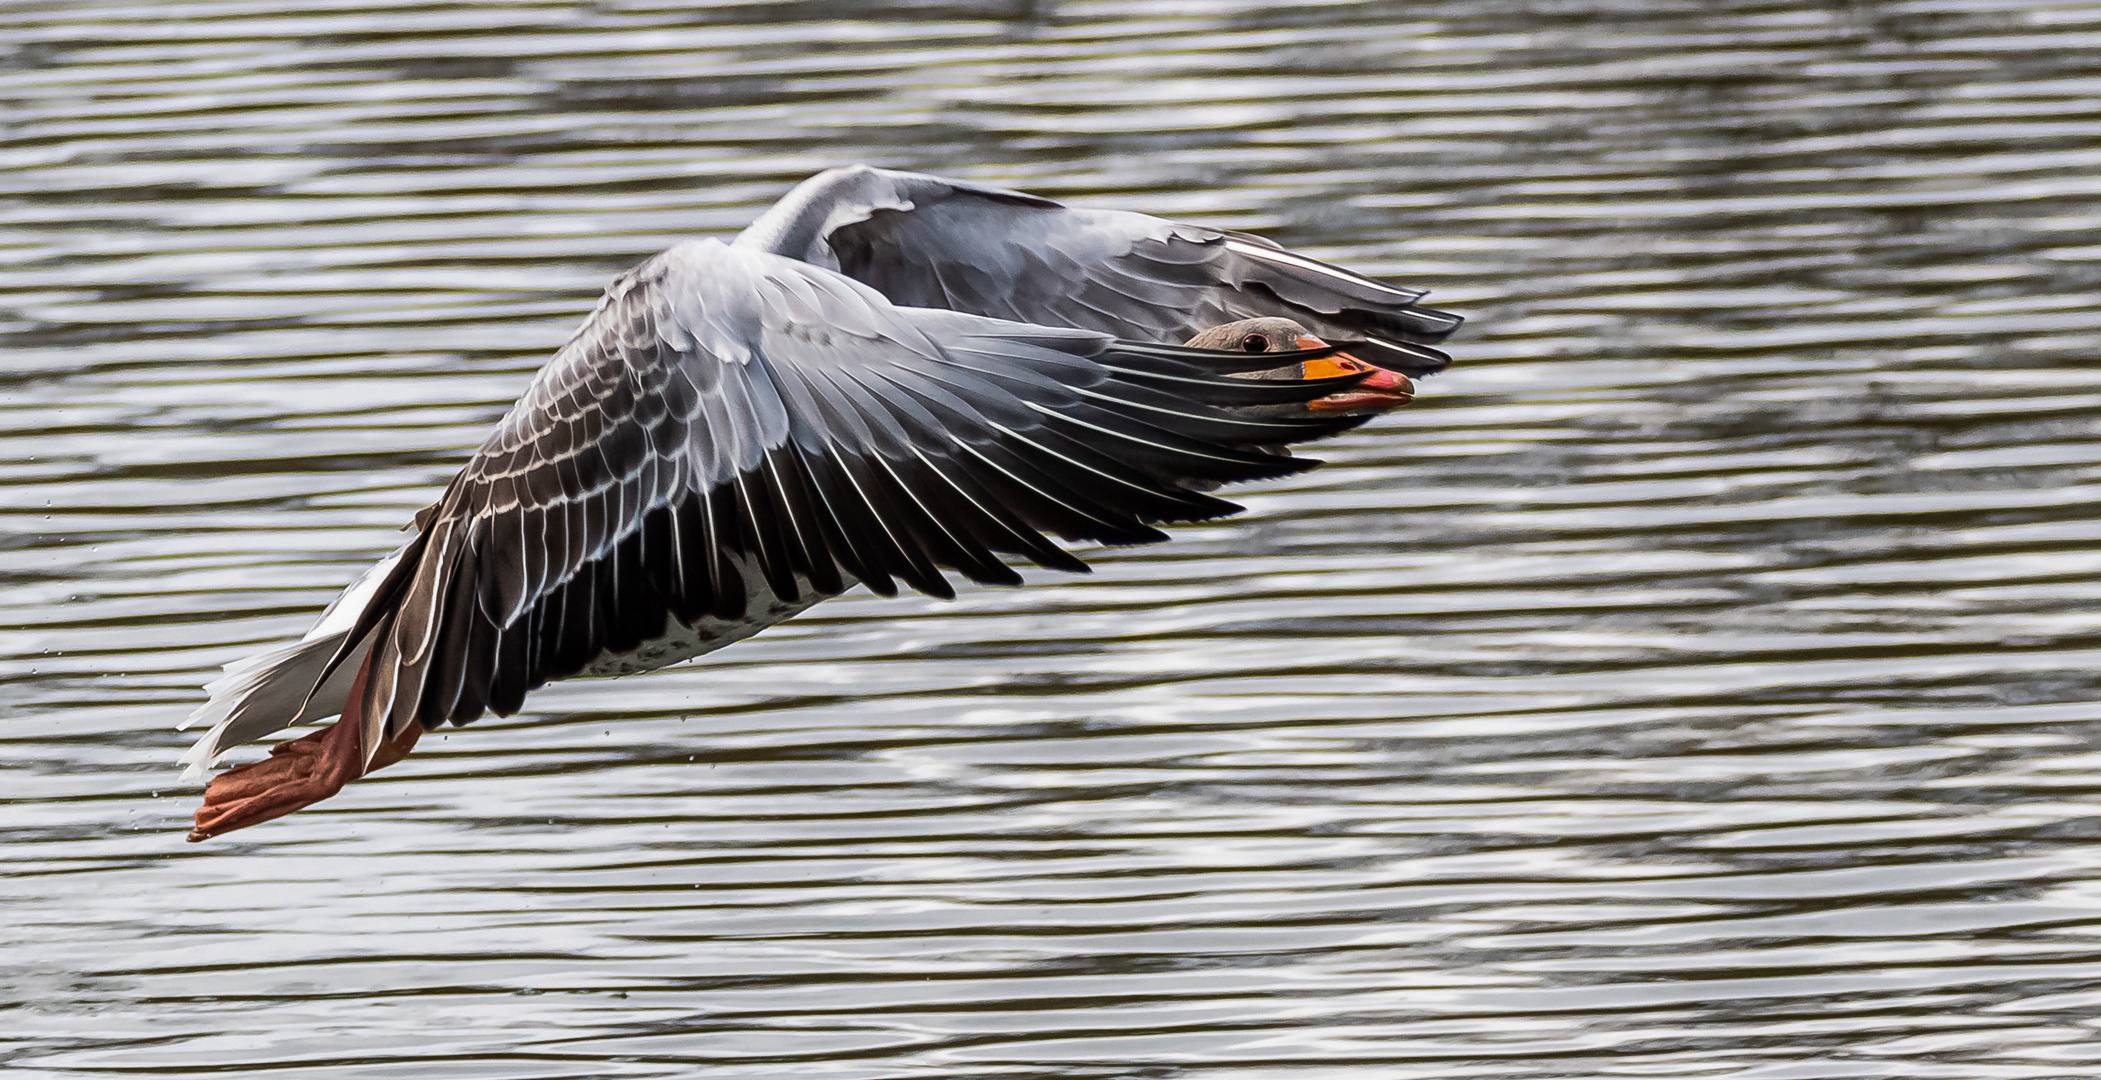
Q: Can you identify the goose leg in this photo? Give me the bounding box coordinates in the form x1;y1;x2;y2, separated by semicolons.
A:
186;662;423;842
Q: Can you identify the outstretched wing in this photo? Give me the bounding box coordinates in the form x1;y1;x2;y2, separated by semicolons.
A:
734;164;1463;377
336;239;1381;754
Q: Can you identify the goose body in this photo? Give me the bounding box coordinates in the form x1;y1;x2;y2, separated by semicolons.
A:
179;166;1460;841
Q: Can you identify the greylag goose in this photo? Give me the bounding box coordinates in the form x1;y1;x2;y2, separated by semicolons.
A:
179;166;1461;841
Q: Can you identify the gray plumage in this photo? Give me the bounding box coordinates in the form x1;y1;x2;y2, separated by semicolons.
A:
181;168;1459;776
739;166;1460;376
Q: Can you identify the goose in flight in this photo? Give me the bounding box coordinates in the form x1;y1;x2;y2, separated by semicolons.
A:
179;165;1461;841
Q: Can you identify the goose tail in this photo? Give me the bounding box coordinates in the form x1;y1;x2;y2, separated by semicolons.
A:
176;543;408;781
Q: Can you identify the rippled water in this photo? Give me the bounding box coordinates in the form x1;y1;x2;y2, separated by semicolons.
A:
6;0;2101;1075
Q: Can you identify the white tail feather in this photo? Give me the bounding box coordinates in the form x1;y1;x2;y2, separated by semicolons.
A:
177;543;409;782
176;632;374;781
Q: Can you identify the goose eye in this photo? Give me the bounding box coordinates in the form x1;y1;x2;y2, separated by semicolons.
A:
1240;334;1270;353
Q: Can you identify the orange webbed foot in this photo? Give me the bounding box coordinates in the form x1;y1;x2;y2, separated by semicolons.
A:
187;718;364;842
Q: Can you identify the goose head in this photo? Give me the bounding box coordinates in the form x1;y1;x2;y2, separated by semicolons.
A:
1184;317;1414;414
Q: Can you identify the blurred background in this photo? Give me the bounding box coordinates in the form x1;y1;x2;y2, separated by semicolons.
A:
6;0;2101;1076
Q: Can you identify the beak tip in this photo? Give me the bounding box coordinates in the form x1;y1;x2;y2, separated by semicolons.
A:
1307;364;1415;413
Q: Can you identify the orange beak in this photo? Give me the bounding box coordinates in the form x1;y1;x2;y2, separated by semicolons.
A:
1296;335;1415;413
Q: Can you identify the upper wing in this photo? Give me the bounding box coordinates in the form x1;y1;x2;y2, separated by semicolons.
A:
734;165;1463;376
335;239;1382;752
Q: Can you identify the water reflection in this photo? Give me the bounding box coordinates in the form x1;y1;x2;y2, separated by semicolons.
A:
6;0;2101;1076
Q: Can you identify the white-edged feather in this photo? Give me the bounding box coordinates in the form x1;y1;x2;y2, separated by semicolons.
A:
176;544;408;781
1223;239;1417;298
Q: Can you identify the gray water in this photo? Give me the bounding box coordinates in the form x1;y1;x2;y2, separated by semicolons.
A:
6;0;2101;1076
